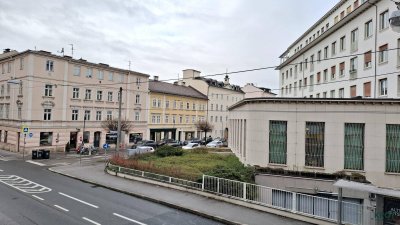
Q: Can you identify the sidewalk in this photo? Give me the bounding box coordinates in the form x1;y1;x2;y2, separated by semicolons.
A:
49;163;312;225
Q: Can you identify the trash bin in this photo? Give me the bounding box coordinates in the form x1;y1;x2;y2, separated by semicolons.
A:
43;150;50;159
37;149;44;159
32;150;38;160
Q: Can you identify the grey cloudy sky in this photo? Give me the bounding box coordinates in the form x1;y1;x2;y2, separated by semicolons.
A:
0;0;337;92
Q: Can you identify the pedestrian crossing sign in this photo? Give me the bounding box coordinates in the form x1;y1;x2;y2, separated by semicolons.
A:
21;126;29;134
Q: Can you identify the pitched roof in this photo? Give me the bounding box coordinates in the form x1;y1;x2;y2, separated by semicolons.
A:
149;80;208;100
194;77;244;93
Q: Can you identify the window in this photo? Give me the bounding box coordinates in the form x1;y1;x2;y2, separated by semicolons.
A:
173;100;177;109
85;89;92;100
107;111;112;120
44;84;53;97
330;90;336;98
379;44;388;63
18;83;23;95
157;99;161;108
152;99;157;108
135;112;140;121
20;57;24;70
6;62;10;73
96;91;103;101
96;111;101;121
340;36;346;51
186;102;190;110
364;51;372;68
305;122;325;167
340;11;345;19
304;78;307;87
73;66;80;76
347;6;352;14
179;116;182;123
317;72;321;83
339;88;344;98
379;78;388;96
331;42;336;56
84;110;91;120
6;84;10;96
210;116;213;122
304;59;308;69
135;94;140;104
379;10;389;30
398;75;400;96
4;104;9;119
334;15;339;24
309;75;314;91
350;85;357;97
310;55;314;71
136;77;141;86
43;109;51;120
339;62;345;76
331;66;337;80
17;106;22;120
108;92;113;101
324;46;328;59
323;92;327;98
97;70;104;80
180;102;183;109
351;28;358;52
1;64;4;74
344;123;365;170
365;20;373;38
83;131;90;143
350;57;358;72
72;109;78;121
193;103;196;110
118;74;124;83
398;39;400;65
46;60;54;72
386;124;400;173
364;82;371;97
40;132;53;146
323;69;328;82
317;51;321;62
216;104;219;111
86;68;93;78
108;72;113;81
354;0;359;8
192;116;196;123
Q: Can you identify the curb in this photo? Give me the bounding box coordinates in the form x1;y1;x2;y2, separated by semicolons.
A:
48;167;243;225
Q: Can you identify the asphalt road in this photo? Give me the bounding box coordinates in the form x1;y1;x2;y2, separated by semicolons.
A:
0;160;223;225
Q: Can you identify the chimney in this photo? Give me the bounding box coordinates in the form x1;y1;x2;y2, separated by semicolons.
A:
3;48;10;53
183;69;201;80
154;75;159;81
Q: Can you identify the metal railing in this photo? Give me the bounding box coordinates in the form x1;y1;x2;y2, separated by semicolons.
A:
108;164;363;225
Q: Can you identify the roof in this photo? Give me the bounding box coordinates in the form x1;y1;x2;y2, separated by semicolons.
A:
0;50;150;77
149;80;208;100
228;97;400;110
194;77;244;93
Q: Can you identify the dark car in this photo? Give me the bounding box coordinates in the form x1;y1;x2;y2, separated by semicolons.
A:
135;140;157;148
156;139;176;146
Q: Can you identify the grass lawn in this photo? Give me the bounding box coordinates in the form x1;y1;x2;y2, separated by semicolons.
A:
110;148;254;182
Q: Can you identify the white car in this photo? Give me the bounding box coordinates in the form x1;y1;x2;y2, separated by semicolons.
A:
206;141;223;148
182;143;200;150
127;146;155;156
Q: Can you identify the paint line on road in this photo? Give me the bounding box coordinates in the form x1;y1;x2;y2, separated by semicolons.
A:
113;213;147;225
54;205;69;212
25;160;46;166
0;169;3;172
58;192;99;208
32;195;44;201
82;217;101;225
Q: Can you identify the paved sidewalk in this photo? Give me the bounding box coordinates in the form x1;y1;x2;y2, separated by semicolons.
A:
49;163;311;225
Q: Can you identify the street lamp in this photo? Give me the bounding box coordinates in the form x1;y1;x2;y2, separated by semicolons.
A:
7;79;25;160
390;1;400;32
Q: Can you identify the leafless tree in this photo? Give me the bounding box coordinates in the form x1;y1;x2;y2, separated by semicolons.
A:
195;120;214;139
101;118;133;133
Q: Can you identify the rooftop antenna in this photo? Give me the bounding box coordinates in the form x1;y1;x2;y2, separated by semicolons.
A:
69;44;74;58
57;47;64;56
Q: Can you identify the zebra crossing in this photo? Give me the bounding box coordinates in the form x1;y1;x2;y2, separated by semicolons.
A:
0;175;52;194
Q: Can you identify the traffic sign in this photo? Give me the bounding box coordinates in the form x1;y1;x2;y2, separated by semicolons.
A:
21;126;29;134
29;132;33;138
103;143;110;149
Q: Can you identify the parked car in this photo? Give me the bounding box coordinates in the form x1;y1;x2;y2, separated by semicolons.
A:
166;140;182;147
183;138;202;146
157;139;176;146
182;143;201;150
127;146;155;157
136;140;157;148
206;141;224;148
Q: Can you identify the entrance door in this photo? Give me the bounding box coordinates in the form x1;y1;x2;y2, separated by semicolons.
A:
94;132;101;148
69;132;78;149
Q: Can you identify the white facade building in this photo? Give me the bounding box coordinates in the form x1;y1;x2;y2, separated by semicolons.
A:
241;83;277;98
278;0;400;99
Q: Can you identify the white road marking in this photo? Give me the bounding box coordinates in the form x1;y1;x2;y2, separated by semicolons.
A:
0;175;51;193
113;213;147;225
0;158;8;161
0;169;4;172
58;192;99;208
82;217;101;225
25;160;46;166
54;205;69;212
32;195;44;201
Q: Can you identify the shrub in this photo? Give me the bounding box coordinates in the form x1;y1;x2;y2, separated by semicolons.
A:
155;145;184;157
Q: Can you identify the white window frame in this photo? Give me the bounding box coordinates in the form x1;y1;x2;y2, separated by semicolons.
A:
379;10;389;30
96;111;102;121
46;60;54;72
379;78;388;96
85;89;92;100
44;109;52;121
108;92;113;101
73;66;81;76
72;109;79;121
44;84;53;97
96;90;103;101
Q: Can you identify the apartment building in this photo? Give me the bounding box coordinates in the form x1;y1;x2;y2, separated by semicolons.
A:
0;49;149;152
229;98;400;225
182;69;244;140
148;77;207;141
278;0;400;99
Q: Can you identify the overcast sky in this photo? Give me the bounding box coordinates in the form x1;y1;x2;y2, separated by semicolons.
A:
0;0;337;92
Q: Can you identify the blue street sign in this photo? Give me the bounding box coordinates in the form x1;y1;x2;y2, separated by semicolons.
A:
28;132;33;138
103;143;110;149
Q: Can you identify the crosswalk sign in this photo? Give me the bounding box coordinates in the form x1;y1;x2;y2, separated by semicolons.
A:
21;126;29;134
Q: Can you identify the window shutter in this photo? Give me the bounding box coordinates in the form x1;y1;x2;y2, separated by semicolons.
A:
350;85;357;97
364;51;372;63
331;66;336;74
317;72;321;82
379;44;388;51
340;62;345;70
363;82;371;97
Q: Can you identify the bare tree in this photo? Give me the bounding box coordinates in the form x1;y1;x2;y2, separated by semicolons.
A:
195;120;214;139
101;118;133;133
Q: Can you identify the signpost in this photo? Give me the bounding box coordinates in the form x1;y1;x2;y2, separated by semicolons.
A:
21;126;29;161
103;143;109;166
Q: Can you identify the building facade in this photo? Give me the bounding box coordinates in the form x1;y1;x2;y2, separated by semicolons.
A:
241;83;277;98
0;49;149;152
182;69;244;140
278;0;400;99
148;77;207;141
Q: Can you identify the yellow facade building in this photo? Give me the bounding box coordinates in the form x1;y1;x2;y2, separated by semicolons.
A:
148;77;207;141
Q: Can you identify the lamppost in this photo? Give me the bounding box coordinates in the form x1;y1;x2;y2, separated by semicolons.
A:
116;87;122;153
7;79;24;159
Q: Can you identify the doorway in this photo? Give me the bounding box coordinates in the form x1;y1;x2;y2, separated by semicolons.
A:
69;132;78;149
94;131;101;148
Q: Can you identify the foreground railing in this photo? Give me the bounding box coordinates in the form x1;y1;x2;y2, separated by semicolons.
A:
107;164;363;225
